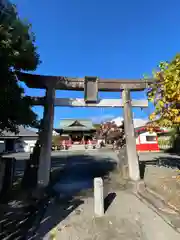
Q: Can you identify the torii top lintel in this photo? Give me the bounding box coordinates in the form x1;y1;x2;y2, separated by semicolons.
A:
16;72;154;92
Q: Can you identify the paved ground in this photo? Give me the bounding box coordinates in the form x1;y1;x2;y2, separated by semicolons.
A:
19;149;179;240
36;190;180;240
2;150;180;239
3;149;180;162
2;150;69;160
3;150;180;178
0;150;119;240
3;150;119;178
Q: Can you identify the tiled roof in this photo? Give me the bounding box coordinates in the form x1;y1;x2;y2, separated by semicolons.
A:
0;126;38;138
59;119;95;130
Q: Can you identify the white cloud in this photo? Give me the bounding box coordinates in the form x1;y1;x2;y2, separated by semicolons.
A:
111;116;148;128
91;114;148;127
91;114;115;123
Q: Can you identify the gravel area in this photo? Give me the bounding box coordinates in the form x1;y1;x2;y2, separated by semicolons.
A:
144;164;180;211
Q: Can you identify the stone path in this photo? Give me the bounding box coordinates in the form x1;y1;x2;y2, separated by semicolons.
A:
34;190;180;240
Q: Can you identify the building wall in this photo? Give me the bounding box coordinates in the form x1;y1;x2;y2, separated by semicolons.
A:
0;141;5;153
139;132;157;144
14;137;37;153
136;131;159;151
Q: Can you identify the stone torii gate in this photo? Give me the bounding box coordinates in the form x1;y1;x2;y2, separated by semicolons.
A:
17;72;153;187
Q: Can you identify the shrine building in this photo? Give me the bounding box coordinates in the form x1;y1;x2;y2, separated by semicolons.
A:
55;119;96;144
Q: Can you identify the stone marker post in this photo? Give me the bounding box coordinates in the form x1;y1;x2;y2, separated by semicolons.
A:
94;177;104;217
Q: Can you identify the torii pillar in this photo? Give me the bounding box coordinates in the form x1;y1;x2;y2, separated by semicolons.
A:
122;89;140;181
37;86;55;188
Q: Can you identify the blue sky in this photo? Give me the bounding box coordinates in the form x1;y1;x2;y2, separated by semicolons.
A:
12;0;179;127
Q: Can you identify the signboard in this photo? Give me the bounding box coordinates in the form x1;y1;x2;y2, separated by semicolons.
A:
84;76;98;103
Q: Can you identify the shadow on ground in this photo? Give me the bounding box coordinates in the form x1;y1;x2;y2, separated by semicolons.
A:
104;192;116;213
0;152;117;240
0;197;49;240
32;153;117;239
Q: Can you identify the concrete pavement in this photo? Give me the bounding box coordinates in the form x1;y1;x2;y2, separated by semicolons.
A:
3;149;180;178
30;150;180;239
2;149;180;239
3;149;180;161
35;190;180;240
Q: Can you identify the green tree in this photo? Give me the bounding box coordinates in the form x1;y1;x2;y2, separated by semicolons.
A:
0;2;40;133
147;54;180;127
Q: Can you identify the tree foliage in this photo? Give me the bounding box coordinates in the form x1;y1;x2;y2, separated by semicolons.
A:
95;121;125;148
0;2;40;133
147;54;180;127
95;121;118;139
167;126;180;152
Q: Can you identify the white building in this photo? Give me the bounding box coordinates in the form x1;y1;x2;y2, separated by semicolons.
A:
0;126;38;153
52;130;59;136
111;116;149;128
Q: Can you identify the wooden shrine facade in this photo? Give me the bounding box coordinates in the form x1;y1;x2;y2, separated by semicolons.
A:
55;119;96;143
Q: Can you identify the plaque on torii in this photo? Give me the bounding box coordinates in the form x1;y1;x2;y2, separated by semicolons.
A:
84;76;98;103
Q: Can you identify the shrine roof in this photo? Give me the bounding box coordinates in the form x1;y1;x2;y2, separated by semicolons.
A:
59;119;95;131
0;126;38;139
135;125;168;135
